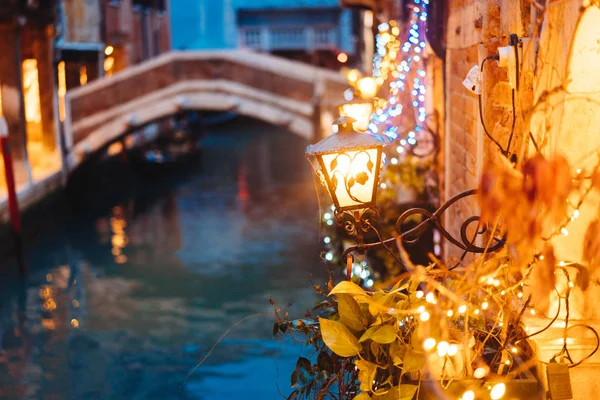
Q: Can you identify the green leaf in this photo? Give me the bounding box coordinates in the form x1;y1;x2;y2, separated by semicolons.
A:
338;294;365;332
402;348;425;373
359;325;397;344
318;317;361;357
329;281;368;298
356;171;369;185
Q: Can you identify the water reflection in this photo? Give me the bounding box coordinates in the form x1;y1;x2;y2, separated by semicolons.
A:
0;118;325;399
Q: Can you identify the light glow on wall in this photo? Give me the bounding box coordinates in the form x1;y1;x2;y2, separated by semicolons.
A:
79;66;88;86
22;59;42;124
58;61;66;122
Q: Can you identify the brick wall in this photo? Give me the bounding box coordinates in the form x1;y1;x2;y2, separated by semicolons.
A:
443;0;532;258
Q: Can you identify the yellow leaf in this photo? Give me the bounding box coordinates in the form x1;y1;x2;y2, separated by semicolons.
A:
402;348;425;372
374;385;418;400
329;281;368;298
318;317;361;357
359;325;397;344
353;393;371;400
338;294;365;332
355;359;378;392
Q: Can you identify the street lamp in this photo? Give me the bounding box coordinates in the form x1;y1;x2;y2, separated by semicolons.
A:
355;76;379;99
306;116;385;250
338;98;374;132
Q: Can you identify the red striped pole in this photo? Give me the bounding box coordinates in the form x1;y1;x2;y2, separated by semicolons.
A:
0;117;26;275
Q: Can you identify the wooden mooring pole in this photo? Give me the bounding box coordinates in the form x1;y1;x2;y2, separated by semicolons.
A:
0;117;26;276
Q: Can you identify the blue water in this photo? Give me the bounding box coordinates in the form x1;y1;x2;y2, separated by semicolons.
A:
0;119;326;399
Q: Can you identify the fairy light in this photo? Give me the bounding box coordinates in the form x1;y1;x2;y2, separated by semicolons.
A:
481;301;489;310
420;311;430;321
447;310;454;317
437;341;449;357
561;227;569;236
425;292;436;303
490;383;506;399
416;290;424;299
511;346;518;354
473;367;487;379
460;390;475;400
370;0;430;153
447;343;458;356
324;237;331;244
423;338;436;351
458;305;467;314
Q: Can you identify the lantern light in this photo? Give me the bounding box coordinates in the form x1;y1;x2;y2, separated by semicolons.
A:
338;98;374;132
306;117;385;212
356;76;379;99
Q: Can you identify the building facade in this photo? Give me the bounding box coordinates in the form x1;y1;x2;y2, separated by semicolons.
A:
170;0;364;70
0;0;60;187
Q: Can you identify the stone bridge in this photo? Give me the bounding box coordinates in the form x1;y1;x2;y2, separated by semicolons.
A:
64;50;347;169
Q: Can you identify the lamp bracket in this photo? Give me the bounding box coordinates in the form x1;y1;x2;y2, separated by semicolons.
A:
341;189;506;261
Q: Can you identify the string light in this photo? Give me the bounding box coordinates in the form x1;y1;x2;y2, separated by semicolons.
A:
490;383;506;399
437;341;449;357
423;338;436;351
447;343;458;356
460;390;475;400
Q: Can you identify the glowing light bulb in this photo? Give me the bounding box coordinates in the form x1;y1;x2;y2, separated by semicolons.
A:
461;390;475;400
511;347;518;354
420;311;430;322
447;344;458;356
325;253;333;261
425;292;436;303
437;341;449;357
568;281;574;288
324;236;331;244
518;292;523;298
458;305;467;314
530;309;536;315
574;209;580;218
474;309;480;315
561;228;569;236
481;301;489;310
474;367;487;379
490;383;506;399
416;290;424;299
447;310;454;317
417;305;425;313
500;290;506;296
423;338;436;351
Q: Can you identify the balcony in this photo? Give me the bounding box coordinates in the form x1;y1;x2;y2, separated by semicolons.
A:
239;25;339;52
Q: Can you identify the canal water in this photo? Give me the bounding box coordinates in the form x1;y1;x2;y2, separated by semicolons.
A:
0;118;329;400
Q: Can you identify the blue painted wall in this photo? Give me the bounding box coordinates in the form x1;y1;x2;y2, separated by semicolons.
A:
171;0;355;53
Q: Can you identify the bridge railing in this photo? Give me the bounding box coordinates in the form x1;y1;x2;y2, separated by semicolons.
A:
65;51;347;153
238;25;338;52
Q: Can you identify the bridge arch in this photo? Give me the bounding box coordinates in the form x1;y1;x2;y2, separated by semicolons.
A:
64;51;346;170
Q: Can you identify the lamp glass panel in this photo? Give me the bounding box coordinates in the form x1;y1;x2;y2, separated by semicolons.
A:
339;103;373;132
321;147;379;209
